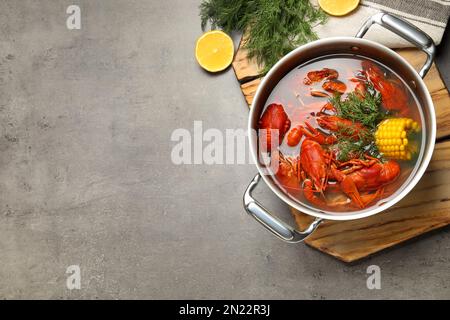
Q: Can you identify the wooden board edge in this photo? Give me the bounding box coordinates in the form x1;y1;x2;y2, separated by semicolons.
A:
290;207;450;263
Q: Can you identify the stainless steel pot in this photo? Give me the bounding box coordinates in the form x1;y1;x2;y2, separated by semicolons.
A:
243;13;436;242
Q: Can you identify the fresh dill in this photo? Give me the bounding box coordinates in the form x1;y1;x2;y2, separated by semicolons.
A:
330;85;389;129
329;85;388;161
332;135;381;162
199;0;328;74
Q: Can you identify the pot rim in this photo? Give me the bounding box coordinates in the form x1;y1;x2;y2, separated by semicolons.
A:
248;36;436;221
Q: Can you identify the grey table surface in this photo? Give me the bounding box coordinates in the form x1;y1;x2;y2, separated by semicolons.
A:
0;0;449;299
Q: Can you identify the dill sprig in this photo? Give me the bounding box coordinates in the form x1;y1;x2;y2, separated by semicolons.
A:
329;86;388;161
332;134;381;162
199;0;327;74
330;85;389;129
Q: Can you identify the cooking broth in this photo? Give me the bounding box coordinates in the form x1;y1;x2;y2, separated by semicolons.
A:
259;54;425;213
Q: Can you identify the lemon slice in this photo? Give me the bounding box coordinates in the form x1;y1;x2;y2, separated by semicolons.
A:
318;0;360;16
195;30;234;72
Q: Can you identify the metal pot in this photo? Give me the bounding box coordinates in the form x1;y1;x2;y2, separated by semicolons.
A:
243;13;436;242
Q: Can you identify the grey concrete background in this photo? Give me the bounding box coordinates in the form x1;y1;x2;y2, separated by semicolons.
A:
0;0;448;299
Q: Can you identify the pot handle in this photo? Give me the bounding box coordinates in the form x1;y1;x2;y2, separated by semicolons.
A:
243;173;322;242
355;12;436;78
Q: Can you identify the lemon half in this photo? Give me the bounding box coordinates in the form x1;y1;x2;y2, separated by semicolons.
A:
195;30;234;72
318;0;360;17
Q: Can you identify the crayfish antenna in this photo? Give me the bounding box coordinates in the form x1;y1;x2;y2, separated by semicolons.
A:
319;189;326;200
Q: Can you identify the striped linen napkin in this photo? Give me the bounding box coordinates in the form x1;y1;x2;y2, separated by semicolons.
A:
312;0;450;48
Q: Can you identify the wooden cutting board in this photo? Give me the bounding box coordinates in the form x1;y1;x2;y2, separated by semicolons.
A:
233;37;450;262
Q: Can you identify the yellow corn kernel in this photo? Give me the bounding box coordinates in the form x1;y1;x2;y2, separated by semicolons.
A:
375;117;421;160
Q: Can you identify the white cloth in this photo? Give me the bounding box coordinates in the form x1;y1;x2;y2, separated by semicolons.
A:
312;0;450;48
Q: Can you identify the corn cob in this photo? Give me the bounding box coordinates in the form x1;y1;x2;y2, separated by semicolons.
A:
375;118;420;160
